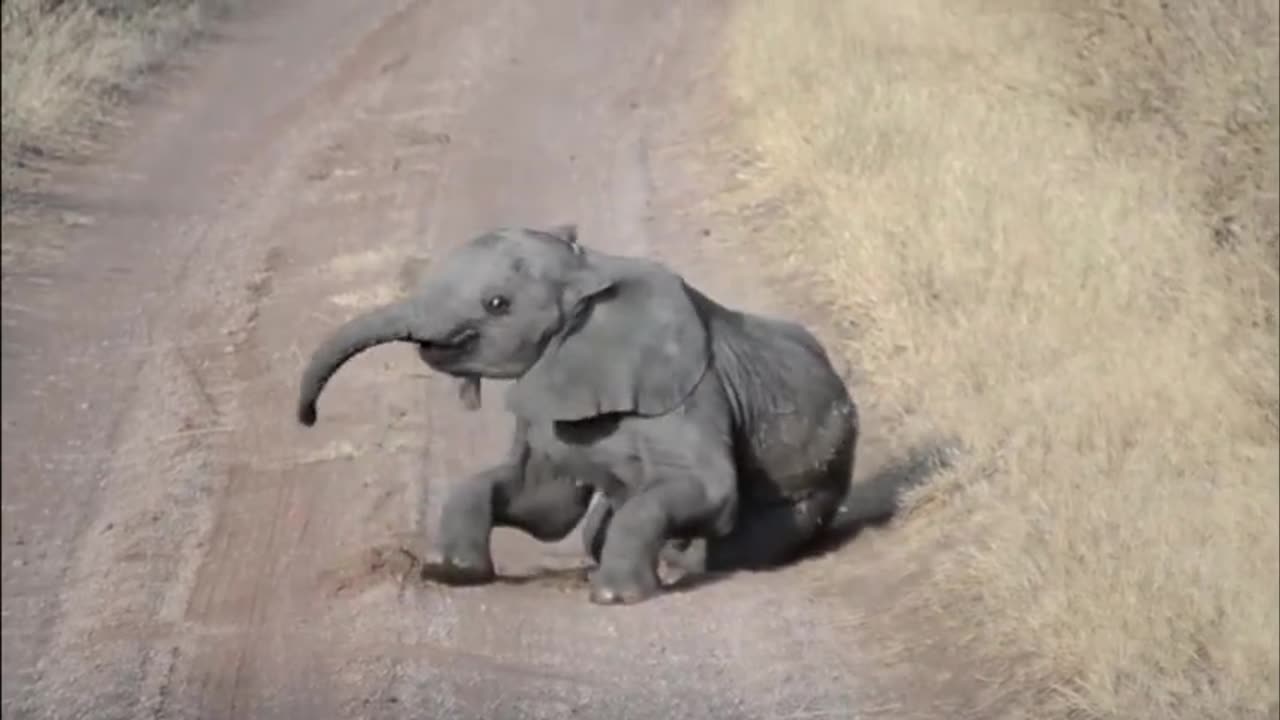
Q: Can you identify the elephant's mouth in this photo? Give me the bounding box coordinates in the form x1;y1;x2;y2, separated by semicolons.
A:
416;327;479;366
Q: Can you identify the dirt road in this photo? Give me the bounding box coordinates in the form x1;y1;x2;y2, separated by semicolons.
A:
2;2;870;718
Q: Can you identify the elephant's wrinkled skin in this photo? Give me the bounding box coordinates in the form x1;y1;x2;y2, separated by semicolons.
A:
297;225;859;604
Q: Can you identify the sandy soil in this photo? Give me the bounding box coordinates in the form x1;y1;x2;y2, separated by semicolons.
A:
1;2;881;718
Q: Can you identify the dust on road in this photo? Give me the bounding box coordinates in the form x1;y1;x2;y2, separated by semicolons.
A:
2;2;869;718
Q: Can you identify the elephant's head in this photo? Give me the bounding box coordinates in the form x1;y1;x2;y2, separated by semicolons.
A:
297;225;710;426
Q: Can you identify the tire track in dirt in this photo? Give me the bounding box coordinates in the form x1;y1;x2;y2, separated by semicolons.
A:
170;6;512;717
3;2;412;718
5;2;873;718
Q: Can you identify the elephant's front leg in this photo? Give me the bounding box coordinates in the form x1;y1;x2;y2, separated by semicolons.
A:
430;457;595;586
429;463;516;585
582;496;705;580
589;451;737;605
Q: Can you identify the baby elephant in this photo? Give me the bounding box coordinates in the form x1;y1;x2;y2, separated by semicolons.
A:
297;225;858;605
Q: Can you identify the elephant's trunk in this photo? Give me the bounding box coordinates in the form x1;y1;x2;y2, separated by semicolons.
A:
297;299;428;426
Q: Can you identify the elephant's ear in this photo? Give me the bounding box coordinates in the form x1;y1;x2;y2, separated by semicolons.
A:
506;260;710;422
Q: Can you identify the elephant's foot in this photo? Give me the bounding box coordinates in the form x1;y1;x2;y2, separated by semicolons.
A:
588;565;660;605
421;552;495;586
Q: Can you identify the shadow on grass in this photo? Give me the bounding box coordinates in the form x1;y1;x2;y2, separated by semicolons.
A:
813;438;960;555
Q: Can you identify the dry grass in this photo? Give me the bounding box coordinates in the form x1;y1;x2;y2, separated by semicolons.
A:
722;1;1279;718
1;0;234;199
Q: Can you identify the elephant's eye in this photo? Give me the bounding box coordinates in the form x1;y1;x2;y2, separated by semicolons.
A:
483;294;511;316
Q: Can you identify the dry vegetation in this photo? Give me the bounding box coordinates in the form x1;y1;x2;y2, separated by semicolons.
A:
1;0;233;200
722;1;1278;718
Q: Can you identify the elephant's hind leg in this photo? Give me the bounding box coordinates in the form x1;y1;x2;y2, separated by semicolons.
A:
697;488;844;573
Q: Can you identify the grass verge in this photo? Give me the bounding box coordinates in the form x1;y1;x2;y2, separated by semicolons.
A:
2;0;236;202
721;1;1279;718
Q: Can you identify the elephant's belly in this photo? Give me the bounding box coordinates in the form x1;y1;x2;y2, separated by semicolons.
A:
544;452;633;503
531;425;641;504
529;412;735;507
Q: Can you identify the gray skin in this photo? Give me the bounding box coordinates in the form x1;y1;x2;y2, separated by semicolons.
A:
296;225;859;605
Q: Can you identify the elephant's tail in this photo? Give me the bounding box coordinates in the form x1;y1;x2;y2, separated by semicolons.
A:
826;440;959;534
